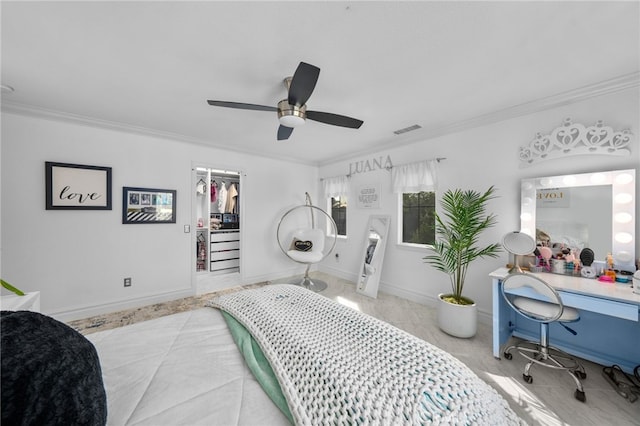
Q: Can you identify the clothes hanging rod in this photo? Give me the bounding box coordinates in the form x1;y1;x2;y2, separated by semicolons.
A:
210;169;240;176
195;167;241;177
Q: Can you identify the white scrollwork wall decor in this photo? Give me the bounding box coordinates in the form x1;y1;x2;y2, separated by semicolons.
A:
519;118;632;167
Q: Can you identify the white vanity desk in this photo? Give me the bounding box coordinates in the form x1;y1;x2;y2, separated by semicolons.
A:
491;267;640;373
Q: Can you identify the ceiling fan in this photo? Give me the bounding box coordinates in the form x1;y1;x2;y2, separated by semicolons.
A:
207;62;364;141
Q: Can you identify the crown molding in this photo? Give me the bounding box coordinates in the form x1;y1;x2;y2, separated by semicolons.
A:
0;102;317;167
319;72;640;166
2;72;638;169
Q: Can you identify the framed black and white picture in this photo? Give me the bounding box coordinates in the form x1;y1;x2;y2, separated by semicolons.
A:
45;161;112;210
122;187;176;224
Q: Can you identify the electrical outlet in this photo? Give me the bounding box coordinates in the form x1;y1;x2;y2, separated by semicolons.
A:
124;277;132;287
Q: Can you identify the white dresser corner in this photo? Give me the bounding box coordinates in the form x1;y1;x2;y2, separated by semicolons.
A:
1;291;41;312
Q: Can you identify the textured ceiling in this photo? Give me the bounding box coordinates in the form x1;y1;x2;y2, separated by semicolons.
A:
2;1;638;165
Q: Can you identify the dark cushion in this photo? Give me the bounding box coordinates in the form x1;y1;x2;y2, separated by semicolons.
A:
289;238;313;252
1;310;107;426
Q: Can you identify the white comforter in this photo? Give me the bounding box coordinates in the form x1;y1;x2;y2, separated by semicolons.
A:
86;308;289;426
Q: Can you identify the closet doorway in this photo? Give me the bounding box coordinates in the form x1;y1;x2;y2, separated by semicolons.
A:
192;164;242;294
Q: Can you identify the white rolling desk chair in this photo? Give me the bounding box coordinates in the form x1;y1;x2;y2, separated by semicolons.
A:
501;273;587;402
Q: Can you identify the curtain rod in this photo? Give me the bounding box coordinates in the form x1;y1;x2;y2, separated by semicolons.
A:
320;174;352;182
385;157;446;171
320;157;446;179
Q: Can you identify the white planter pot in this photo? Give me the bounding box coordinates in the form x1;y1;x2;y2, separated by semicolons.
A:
437;293;477;338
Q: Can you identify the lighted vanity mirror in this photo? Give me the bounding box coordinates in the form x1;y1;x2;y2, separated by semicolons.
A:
356;215;390;298
520;169;636;271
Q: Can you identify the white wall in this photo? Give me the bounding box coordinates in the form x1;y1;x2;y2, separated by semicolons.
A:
2;88;638;323
318;88;640;323
1;112;318;319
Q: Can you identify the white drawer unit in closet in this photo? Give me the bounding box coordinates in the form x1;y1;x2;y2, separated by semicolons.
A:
210;230;240;272
210;240;239;252
211;250;239;261
211;258;240;271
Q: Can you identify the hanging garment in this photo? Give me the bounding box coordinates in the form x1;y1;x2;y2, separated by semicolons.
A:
196;178;207;196
232;183;240;214
217;182;228;213
226;183;238;214
210;180;217;203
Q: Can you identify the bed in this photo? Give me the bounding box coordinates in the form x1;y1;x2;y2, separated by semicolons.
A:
84;284;523;425
85;306;288;425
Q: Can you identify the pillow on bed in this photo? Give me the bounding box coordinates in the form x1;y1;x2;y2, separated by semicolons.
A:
1;310;107;426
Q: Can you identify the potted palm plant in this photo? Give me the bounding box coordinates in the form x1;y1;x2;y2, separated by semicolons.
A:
423;186;501;338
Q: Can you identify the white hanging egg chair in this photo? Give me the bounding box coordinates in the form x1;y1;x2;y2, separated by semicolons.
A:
277;192;337;292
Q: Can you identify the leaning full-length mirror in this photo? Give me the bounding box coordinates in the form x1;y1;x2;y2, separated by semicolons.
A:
520;169;636;272
356;215;391;298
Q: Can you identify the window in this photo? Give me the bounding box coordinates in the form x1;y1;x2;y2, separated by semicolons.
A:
401;191;435;245
392;159;439;245
330;196;347;236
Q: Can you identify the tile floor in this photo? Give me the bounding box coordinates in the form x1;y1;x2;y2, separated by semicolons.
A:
70;272;640;425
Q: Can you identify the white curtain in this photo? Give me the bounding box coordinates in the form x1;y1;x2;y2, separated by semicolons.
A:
391;159;439;193
322;175;349;198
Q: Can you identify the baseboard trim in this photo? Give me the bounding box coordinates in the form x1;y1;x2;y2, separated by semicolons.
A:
52;267;309;322
318;265;358;283
50;288;195;323
244;266;309;285
379;281;492;326
321;266;493;326
53;268;494;327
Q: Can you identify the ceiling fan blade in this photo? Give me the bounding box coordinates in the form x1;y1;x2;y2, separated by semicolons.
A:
288;62;320;106
207;100;277;112
277;125;294;140
306;110;364;129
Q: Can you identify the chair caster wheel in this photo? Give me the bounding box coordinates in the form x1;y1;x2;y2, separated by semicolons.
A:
575;370;587;379
523;374;533;384
574;389;586;402
503;352;512;360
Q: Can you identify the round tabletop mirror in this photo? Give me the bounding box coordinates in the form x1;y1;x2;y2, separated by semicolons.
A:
502;231;536;255
502;231;536;273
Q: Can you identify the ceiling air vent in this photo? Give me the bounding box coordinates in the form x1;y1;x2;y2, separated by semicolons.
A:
393;124;422;135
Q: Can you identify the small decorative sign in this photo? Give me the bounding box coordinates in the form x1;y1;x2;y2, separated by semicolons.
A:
45;161;112;210
537;188;570;208
357;183;380;209
122;187;176;224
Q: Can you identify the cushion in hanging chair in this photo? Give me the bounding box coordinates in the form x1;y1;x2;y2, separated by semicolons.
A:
287;228;325;263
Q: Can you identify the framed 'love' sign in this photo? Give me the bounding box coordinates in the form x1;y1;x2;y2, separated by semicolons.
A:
45;161;112;210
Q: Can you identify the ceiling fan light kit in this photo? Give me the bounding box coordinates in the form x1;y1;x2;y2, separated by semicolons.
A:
277;99;306;128
207;61;363;141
